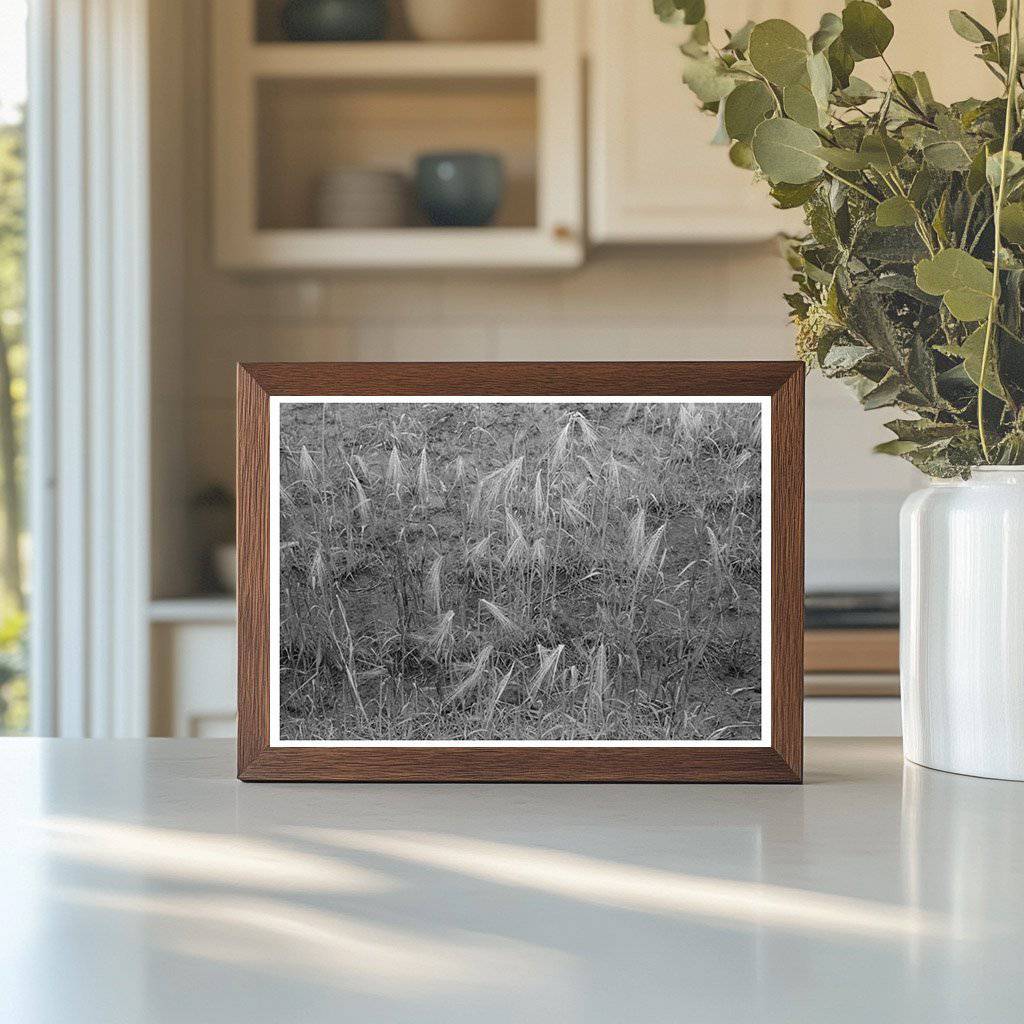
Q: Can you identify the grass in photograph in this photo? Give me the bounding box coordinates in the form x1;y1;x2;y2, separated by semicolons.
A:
278;401;762;742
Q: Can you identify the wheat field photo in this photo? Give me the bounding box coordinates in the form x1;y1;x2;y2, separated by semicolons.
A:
274;398;764;743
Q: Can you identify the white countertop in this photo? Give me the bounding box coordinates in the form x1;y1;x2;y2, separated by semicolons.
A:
1;738;1021;1023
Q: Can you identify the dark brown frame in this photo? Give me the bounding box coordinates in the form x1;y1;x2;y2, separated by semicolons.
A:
237;362;804;782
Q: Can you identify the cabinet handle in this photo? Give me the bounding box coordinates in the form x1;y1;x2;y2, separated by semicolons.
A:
553;224;574;241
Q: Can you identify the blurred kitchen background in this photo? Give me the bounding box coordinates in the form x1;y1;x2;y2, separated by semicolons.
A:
2;0;996;739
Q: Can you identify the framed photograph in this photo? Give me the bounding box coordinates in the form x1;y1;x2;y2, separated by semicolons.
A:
237;362;803;782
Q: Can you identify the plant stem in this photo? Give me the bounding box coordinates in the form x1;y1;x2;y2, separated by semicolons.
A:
979;0;1021;462
821;167;879;203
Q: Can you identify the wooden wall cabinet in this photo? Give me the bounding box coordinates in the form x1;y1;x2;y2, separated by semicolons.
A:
586;0;997;244
587;1;812;243
212;0;583;269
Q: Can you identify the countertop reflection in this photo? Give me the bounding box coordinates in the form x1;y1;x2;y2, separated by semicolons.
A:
1;738;1021;1023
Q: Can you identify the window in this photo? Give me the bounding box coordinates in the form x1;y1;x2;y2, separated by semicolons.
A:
0;0;28;734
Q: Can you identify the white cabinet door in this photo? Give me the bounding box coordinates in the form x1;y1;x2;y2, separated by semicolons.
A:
588;1;812;243
587;1;998;244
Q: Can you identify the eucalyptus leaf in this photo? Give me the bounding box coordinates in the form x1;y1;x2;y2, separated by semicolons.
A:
913;71;935;105
827;35;855;89
724;81;775;144
915;249;994;321
682;55;737;104
948;10;993;44
842;1;895;60
986;150;1024;190
967;143;994;192
909;165;937;205
1000;202;1024;242
958;324;1007;398
862;375;903;410
885;419;964;443
923;141;973;171
814;146;872;171
876;196;918;228
752;117;827;184
874;439;921;455
724;20;755;53
835;76;878;105
810;12;843;54
807;51;833;111
653;0;705;26
748;19;810;87
860;133;906;173
770;179;820;209
783;83;823;129
729;140;758;170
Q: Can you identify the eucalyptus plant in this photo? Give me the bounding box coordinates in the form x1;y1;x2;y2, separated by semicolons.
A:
659;0;1024;475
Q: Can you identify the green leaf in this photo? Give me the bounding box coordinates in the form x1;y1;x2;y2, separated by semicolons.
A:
681;55;736;103
752;117;827;184
923;141;973;171
810;12;843;54
842;1;895;59
653;0;677;23
807;51;833;110
885;419;963;443
827;35;855;89
915;249;994;321
748;19;810;87
932;190;951;247
967;143;994;193
912;71;935;105
654;0;705;25
1000;202;1024;242
875;196;918;228
728;140;758;169
814;145;872;170
958;325;1007;398
862;375;902;409
994;0;1008;24
836;76;877;104
909;165;936;205
688;20;710;47
948;10;993;44
723;81;775;143
783;83;822;128
874;439;922;456
986;150;1024;190
770;179;820;209
860;133;905;173
724;20;755;53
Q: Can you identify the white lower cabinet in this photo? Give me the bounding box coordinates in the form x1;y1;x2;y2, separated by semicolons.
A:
151;618;236;738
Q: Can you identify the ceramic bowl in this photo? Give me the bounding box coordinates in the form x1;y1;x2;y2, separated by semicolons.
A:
281;0;388;42
403;0;534;41
314;168;409;228
415;152;505;228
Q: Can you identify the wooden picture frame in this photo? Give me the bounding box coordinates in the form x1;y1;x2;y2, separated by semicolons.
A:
237;362;804;782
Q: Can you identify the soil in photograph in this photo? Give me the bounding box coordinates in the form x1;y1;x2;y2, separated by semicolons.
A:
277;400;763;742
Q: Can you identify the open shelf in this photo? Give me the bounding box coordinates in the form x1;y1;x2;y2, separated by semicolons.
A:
213;0;581;269
254;0;538;45
249;42;544;78
257;76;537;232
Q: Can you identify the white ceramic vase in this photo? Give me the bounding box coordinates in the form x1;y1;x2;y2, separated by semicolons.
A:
900;467;1024;781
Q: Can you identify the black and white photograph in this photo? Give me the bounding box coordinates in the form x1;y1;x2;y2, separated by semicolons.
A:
271;397;769;745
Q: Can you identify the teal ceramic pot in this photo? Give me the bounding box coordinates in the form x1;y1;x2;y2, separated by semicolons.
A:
281;0;388;42
415;152;505;227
